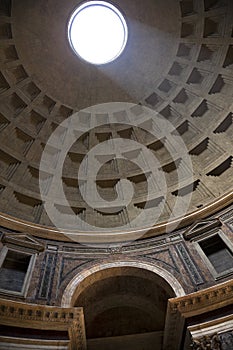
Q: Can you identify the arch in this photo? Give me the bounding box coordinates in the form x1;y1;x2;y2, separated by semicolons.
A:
61;259;185;307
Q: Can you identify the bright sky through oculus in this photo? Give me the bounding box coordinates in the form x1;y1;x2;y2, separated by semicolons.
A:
68;1;128;65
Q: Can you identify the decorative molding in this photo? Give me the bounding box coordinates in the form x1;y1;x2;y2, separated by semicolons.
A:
219;208;233;221
189;314;233;340
0;248;37;298
108;246;123;255
163;280;233;350
1;233;45;252
175;243;204;285
38;252;57;301
191;333;221;350
61;259;186;307
170;281;233;316
183;218;221;241
190;331;233;350
0;298;86;350
0;189;232;242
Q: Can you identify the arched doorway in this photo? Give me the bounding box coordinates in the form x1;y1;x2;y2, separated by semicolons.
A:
62;261;185;350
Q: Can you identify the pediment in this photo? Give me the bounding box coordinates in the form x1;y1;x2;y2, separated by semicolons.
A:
1;233;45;252
184;218;221;240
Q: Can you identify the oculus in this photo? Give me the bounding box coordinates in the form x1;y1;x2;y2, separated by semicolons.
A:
68;1;128;65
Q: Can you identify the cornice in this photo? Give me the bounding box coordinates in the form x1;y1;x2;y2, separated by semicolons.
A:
169;280;233;318
163;280;233;350
0;298;86;350
0;191;232;243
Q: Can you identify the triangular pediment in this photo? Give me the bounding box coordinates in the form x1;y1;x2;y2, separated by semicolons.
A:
184;218;221;240
1;233;45;252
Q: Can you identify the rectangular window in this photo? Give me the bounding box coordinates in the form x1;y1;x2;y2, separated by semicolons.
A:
0;247;34;296
198;233;233;278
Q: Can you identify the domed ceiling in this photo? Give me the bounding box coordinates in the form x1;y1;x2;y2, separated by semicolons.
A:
0;0;232;243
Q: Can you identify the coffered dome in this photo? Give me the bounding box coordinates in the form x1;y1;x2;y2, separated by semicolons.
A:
0;0;233;243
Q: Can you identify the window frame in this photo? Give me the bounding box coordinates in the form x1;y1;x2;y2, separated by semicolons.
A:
0;245;36;297
194;230;233;280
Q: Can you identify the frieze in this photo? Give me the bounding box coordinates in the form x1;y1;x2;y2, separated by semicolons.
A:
219;207;233;221
59;232;183;256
